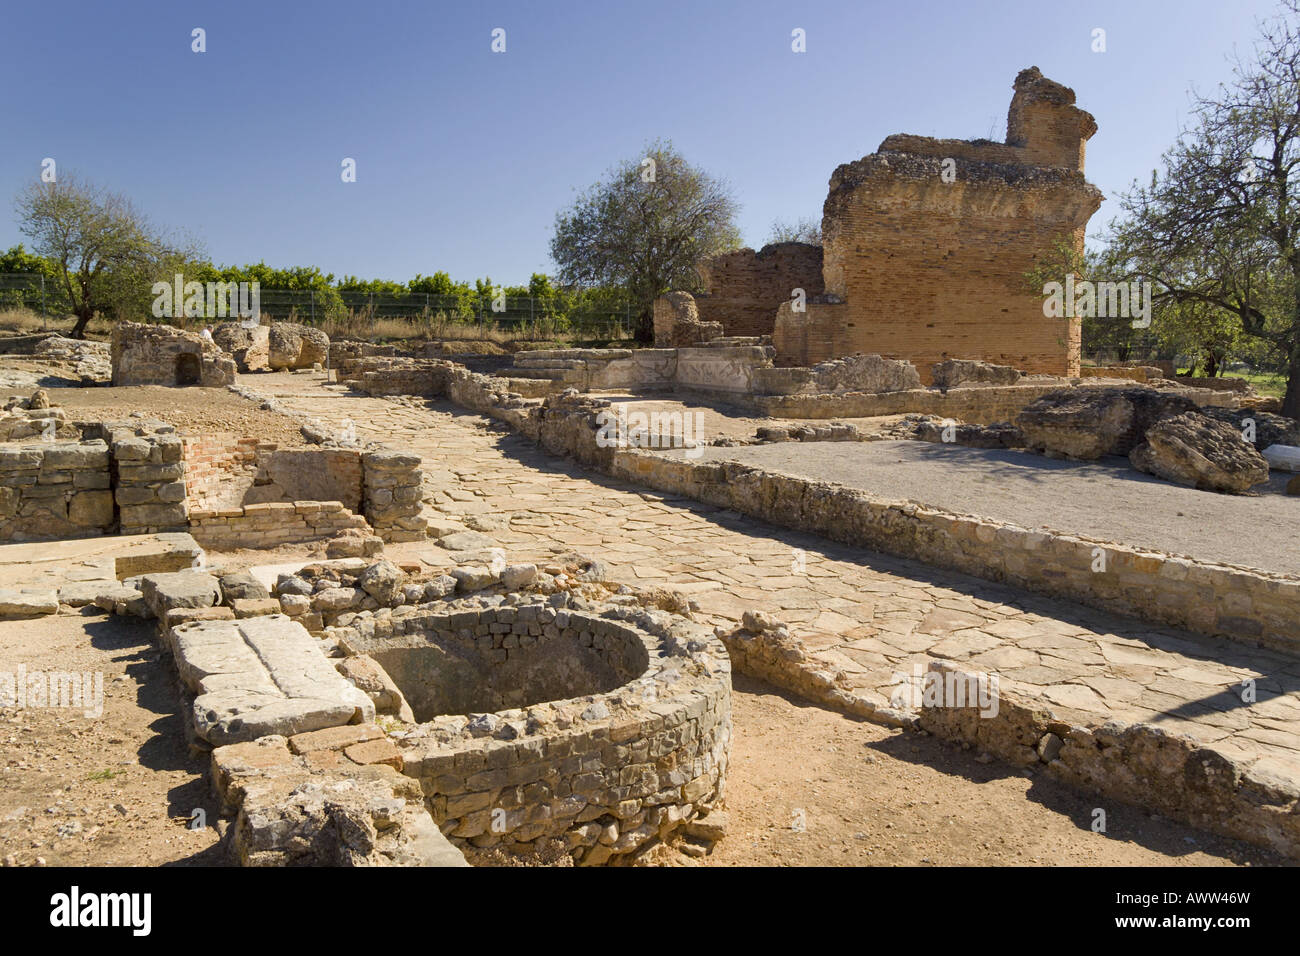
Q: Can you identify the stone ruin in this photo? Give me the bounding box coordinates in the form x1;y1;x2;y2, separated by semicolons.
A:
213;321;330;373
657;67;1102;382
651;292;723;348
691;242;824;338
111;321;236;387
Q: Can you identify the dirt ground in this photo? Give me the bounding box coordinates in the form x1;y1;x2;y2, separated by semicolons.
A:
0;607;1284;867
0;612;224;867
43;383;309;446
700;675;1286;867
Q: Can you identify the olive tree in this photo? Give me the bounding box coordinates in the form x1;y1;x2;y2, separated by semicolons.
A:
550;141;740;341
15;174;195;337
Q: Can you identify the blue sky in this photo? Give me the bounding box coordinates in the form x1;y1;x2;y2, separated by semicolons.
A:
0;0;1282;285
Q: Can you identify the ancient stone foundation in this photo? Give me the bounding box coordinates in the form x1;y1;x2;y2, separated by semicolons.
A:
336;603;731;864
111;321;236;387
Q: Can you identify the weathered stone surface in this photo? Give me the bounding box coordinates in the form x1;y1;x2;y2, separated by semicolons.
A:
0;588;58;617
230;597;281;618
931;359;1022;389
806;353;921;393
220;570;270;601
438;531;498;552
1017;387;1196;459
1202;407;1300;450
212;322;271;372
357;560;406;606
231;763;465;866
336;656;414;722
138;570;222;618
500;563;537;591
67;490;114;527
423;575;457;601
268;323;330;371
168;615;374;745
326;532;384;559
1262;443;1300;473
1130;413;1270;494
451;565;498;592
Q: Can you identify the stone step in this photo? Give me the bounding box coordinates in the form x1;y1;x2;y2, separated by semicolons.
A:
167;615;374;745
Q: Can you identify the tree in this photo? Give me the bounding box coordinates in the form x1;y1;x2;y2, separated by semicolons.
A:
14;174;195;337
550;140;741;341
1108;0;1300;416
767;217;822;245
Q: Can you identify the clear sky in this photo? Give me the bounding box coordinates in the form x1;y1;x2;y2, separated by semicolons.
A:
0;0;1282;285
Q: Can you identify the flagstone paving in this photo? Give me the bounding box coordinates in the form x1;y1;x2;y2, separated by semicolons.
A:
247;378;1300;781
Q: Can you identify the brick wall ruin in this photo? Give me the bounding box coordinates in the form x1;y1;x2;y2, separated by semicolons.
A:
188;500;370;550
713;67;1104;382
693;242;824;337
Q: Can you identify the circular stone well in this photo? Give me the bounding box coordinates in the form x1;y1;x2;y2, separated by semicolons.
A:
334;598;731;865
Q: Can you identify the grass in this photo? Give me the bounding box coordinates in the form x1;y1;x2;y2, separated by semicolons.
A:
1234;370;1287;399
86;768;125;782
0;307;115;340
0;305;635;352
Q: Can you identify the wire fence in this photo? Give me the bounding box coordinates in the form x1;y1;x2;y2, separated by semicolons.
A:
0;273;636;340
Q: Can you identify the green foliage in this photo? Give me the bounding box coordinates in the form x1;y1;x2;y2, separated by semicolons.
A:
766;217;822;245
550;139;741;340
1106;0;1300;414
14;173;202;335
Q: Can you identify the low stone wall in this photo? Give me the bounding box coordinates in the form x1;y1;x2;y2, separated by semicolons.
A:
511;346;774;395
1080;365;1162;382
915;663;1300;859
717;620;1300;859
1175;375;1252;393
350;604;731;865
96;421;189;533
363;450;427;541
751;381;1242;421
0;441;113;541
189;500;371;550
612;451;1300;654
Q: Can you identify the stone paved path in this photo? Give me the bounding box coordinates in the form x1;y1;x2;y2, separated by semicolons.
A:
248;378;1300;784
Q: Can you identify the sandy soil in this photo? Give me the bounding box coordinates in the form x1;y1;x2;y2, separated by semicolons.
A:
682;439;1300;575
701;675;1286;867
7;378;308;447
0;612;224;867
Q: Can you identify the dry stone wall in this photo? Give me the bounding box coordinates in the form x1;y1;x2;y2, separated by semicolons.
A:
341;603;731;865
111;321;236;387
188;501;371;550
0;440;113;541
94;421;189;533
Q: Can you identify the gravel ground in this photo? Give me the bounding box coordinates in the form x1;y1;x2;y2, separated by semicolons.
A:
682;439;1300;575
